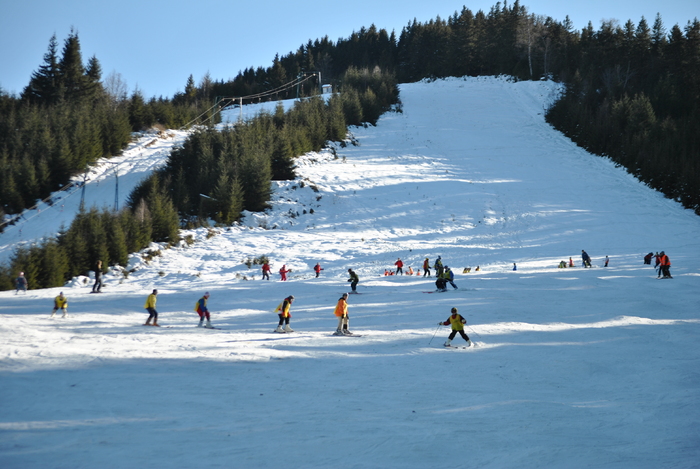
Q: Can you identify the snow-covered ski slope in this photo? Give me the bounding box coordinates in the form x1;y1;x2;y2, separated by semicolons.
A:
1;76;699;469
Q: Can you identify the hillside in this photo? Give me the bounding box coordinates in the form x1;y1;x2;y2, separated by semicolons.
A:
1;76;699;468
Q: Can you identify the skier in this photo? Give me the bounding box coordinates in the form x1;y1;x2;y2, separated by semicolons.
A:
15;272;28;294
261;262;271;281
51;292;68;318
654;252;661;268
434;256;444;277
581;250;592;268
195;292;213;328
643;252;653;265
395;258;404;275
423;258;431;277
92;260;103;293
604;256;609;267
438;307;472;347
314;263;323;278
279;265;290;281
274;295;295;332
444;266;458;290
143;289;159;326
347;268;359;293
333;292;352;335
435;272;448;292
659;251;672;279
569;257;574;267
512;263;517;271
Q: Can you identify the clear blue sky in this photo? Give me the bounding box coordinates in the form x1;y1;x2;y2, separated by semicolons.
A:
1;0;696;98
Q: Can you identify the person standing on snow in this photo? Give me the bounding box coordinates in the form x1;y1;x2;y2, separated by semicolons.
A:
279;265;290;281
144;289;159;326
395;258;404;275
434;256;444;277
444;266;458;290
512;263;517;271
51;292;68;318
659;251;672;279
261;261;271;281
569;257;574;268
314;263;323;278
581;250;592;268
15;272;28;294
347;268;359;293
438;307;472;347
195;292;213;328
604;256;609;267
423;258;431;277
92;260;103;293
333;293;352;335
274;295;295;332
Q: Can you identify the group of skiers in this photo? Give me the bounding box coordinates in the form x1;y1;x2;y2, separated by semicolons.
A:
24;246;674;344
261;261;325;281
644;251;672;278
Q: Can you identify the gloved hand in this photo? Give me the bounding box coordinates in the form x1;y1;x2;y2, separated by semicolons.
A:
438;322;443;326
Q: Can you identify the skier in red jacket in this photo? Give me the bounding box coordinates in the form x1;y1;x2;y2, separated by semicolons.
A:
261;262;271;280
279;265;290;281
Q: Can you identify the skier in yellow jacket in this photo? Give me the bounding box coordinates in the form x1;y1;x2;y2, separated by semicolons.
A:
144;289;159;326
51;292;68;318
274;295;295;332
438;307;472;347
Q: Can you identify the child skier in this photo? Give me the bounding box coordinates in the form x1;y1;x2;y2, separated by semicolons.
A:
195;292;213;328
51;292;68;318
438;307;472;347
333;293;352;335
314;263;323;278
279;265;290;281
274;295;295;332
444;266;458;289
144;289;159;326
423;258;431;277
395;258;404;275
347;269;359;293
15;272;28;294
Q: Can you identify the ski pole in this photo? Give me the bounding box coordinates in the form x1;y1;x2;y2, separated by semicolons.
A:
428;324;441;345
466;325;482;340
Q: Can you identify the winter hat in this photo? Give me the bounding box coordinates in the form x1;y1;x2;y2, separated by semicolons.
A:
204;292;210;297
288;295;295;300
451;307;458;314
153;289;158;294
342;292;348;298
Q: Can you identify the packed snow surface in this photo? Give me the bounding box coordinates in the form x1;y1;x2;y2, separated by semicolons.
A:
1;76;699;468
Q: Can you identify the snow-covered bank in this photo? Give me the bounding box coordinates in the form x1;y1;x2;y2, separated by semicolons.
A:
1;76;699;468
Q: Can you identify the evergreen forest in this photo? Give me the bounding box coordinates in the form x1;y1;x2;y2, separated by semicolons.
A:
1;1;698;290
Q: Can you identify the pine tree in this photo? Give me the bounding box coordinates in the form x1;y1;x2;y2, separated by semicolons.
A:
38;238;69;288
23;34;61;104
57;30;87;102
106;211;129;267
